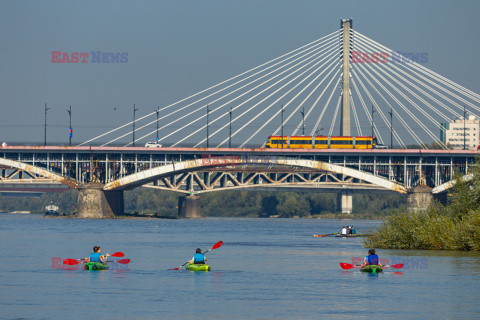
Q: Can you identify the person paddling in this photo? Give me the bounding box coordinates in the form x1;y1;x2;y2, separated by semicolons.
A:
188;248;206;265
85;246;110;264
361;249;382;267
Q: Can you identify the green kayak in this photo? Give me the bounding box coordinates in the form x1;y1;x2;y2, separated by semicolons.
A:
186;263;211;272
84;262;109;271
360;265;383;273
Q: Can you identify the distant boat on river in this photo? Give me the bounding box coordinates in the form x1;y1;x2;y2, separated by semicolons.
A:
44;204;60;216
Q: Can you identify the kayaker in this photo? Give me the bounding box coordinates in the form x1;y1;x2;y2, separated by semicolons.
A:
341;226;347;235
85;246;110;264
188;248;206;265
350;226;356;235
361;249;382;267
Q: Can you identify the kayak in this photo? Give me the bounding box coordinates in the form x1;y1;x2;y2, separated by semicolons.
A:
335;234;367;237
186;263;211;272
360;265;383;273
84;262;109;271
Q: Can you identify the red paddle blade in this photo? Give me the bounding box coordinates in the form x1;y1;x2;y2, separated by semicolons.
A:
111;252;124;257
211;241;223;250
117;259;130;264
340;263;354;270
169;267;180;270
389;263;404;269
63;259;80;265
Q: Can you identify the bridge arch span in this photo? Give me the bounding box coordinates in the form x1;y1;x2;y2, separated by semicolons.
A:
0;157;78;189
104;157;407;193
432;174;473;194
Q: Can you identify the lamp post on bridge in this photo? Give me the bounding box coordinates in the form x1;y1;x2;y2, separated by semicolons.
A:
371;105;376;142
281;105;284;149
388;108;393;149
43;103;49;146
229;107;232;148
300;107;305;136
464;106;466;150
206;104;210;148
67;106;72;146
132;104;138;147
156;106;160;142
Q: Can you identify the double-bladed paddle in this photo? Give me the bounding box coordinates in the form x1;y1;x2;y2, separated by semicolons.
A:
62;251;125;265
314;233;339;237
169;241;223;270
339;262;404;270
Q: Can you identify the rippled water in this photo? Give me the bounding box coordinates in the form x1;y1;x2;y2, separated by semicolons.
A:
1;214;479;319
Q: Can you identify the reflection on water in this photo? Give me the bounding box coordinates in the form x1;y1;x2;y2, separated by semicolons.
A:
1;215;479;319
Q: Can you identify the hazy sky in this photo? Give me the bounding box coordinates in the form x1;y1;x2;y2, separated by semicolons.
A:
1;0;479;145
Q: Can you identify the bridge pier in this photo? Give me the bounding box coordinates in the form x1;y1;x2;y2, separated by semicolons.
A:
178;195;201;218
76;183;124;218
407;185;433;212
337;190;353;214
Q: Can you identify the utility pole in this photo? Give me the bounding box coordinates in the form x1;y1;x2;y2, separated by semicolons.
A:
44;103;49;146
300;107;305;136
388;108;393;149
132;104;138;147
464;106;466;150
67;106;72;146
229;107;232;148
156;106;160;142
281;105;284;149
371;105;376;142
207;105;210;148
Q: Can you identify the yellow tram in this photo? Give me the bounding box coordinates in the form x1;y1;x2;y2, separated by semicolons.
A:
265;136;377;149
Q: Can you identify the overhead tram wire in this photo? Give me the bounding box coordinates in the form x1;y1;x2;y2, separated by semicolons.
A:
354;32;480;113
354;64;428;148
176;43;340;148
353;35;463;118
166;40;340;147
128;34;341;147
354;52;448;148
328;96;342;137
310;77;341;137
225;52;341;148
351;70;407;148
290;68;340;136
82;30;341;147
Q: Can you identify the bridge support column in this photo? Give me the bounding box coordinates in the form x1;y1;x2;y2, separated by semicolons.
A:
407;185;433;212
178;195;201;218
76;183;123;219
337;190;353;214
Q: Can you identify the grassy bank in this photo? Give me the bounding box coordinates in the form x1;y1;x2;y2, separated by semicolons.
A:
365;164;480;251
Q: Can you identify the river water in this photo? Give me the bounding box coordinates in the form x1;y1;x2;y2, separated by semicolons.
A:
1;214;479;319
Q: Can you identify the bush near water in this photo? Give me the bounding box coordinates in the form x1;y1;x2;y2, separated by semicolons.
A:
365;163;480;251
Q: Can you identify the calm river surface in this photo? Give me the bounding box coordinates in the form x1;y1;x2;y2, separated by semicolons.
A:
1;214;479;319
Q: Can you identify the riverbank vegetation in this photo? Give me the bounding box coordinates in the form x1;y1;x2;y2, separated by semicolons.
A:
365;165;480;251
0;188;406;218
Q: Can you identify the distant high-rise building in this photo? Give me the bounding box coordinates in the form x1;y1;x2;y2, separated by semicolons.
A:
441;115;480;150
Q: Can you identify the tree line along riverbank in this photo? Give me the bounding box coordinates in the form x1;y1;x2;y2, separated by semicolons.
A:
0;188;406;219
365;163;480;251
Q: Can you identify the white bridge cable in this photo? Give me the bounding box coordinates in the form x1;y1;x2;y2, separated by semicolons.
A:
356;33;480;103
352;70;410;148
265;61;340;138
352;40;453;123
354;32;480;113
354;55;448;148
328;95;342;137
353;35;466;118
187;47;340;148
350;96;362;136
291;68;341;136
353;65;430;148
234;57;341;148
351;76;404;147
310;77;341;136
80;29;340;146
116;33;341;146
134;37;340;147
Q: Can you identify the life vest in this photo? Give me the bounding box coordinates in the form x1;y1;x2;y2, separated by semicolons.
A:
90;252;102;263
367;254;379;265
193;253;205;263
